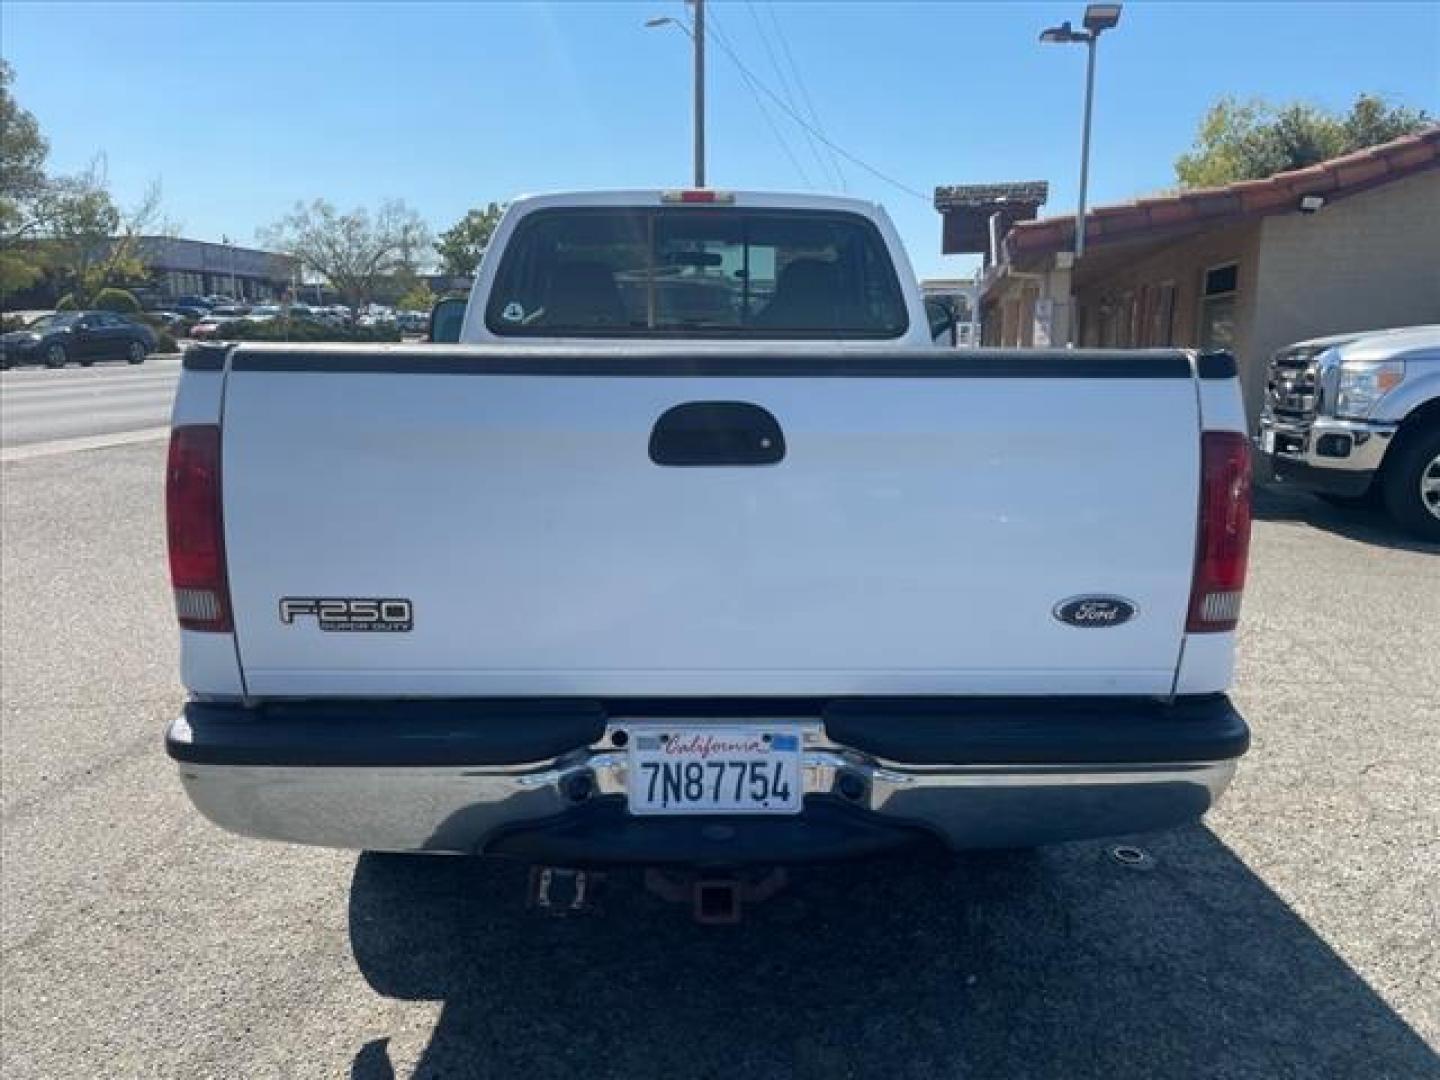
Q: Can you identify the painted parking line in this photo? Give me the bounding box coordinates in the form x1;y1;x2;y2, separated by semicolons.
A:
0;426;171;463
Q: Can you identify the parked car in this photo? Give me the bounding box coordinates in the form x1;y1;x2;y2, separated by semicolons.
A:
245;305;283;323
175;295;213;311
1;310;155;368
164;190;1253;917
170;303;210;321
188;315;241;341
357;306;396;328
1259;325;1440;540
396;310;428;333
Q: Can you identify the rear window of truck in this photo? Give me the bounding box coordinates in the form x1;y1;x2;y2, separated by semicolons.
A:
485;207;909;339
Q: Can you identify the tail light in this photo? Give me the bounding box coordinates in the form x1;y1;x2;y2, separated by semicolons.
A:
1187;430;1252;633
166;424;232;632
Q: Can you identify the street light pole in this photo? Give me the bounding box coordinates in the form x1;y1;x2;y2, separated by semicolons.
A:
645;2;706;187
1039;4;1122;341
221;234;238;301
693;0;705;188
1075;33;1097;259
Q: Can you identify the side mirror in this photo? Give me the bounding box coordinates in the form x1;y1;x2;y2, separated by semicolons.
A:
925;298;957;346
427;296;466;344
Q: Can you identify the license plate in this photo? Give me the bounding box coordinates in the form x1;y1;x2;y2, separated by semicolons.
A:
627;727;803;815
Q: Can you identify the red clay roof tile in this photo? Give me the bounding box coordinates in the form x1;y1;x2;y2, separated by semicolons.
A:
1003;126;1439;260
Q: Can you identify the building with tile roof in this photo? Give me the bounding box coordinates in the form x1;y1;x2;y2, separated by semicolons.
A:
960;127;1440;428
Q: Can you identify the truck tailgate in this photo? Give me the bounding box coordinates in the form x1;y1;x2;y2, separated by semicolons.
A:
220;348;1201;698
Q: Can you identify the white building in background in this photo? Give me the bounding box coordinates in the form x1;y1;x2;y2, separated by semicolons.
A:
133;236;298;301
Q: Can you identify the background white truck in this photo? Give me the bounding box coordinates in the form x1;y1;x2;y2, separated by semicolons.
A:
1259;325;1440;541
165;191;1252;908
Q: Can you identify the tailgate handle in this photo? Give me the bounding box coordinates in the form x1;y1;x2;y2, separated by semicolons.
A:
649;401;786;467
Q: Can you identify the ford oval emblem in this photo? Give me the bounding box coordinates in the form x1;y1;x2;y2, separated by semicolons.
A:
1054;595;1138;628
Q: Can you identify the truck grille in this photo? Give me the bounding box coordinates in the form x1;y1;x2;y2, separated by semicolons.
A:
1266;347;1321;420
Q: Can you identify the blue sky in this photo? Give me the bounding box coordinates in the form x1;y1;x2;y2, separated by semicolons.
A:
3;1;1437;278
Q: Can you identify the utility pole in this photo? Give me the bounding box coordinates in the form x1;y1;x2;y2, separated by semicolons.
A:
646;1;706;187
693;0;705;187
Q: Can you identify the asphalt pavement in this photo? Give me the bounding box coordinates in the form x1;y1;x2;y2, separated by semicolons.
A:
0;353;181;448
1;444;1437;1079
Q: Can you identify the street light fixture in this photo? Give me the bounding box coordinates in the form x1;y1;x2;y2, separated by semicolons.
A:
1039;3;1123;262
1083;3;1122;32
645;1;706;188
1039;20;1081;43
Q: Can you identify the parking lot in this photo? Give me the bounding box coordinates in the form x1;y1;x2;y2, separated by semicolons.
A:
1;439;1437;1079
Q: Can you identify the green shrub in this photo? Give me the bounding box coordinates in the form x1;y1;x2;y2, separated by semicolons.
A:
55;294;77;310
94;288;141;313
154;329;179;352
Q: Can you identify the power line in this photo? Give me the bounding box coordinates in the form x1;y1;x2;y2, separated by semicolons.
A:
702;8;815;190
764;3;848;191
744;0;835;190
701;13;928;203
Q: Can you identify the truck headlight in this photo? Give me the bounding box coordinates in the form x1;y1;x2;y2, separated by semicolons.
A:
1335;360;1404;419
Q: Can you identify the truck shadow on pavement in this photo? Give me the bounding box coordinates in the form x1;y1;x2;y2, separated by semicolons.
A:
1252;482;1440;554
345;827;1437;1080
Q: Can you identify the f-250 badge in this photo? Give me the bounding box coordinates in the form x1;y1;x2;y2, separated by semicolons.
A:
279;598;413;632
1053;595;1137;628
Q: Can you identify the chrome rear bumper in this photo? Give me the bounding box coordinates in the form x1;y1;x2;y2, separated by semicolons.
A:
170;715;1239;858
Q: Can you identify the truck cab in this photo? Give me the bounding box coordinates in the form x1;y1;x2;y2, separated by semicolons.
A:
432;190;954;348
1259;325;1440;540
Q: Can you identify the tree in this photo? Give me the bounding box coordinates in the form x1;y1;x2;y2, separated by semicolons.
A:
0;61;47;204
3;64;168;307
1;60;52;298
434;203;503;276
397;281;436;312
1343;93;1434;148
1175;94;1432;188
39;162;163;307
261;198;431;315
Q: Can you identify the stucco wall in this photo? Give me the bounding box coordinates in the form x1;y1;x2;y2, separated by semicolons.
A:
1250;168;1440;424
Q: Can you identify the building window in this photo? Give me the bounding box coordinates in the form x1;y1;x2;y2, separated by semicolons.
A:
1199;263;1238;351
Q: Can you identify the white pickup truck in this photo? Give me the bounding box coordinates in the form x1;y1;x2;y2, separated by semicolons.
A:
165;190;1252;896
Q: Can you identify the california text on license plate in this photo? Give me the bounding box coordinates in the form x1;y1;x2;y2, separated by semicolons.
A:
627;728;804;815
